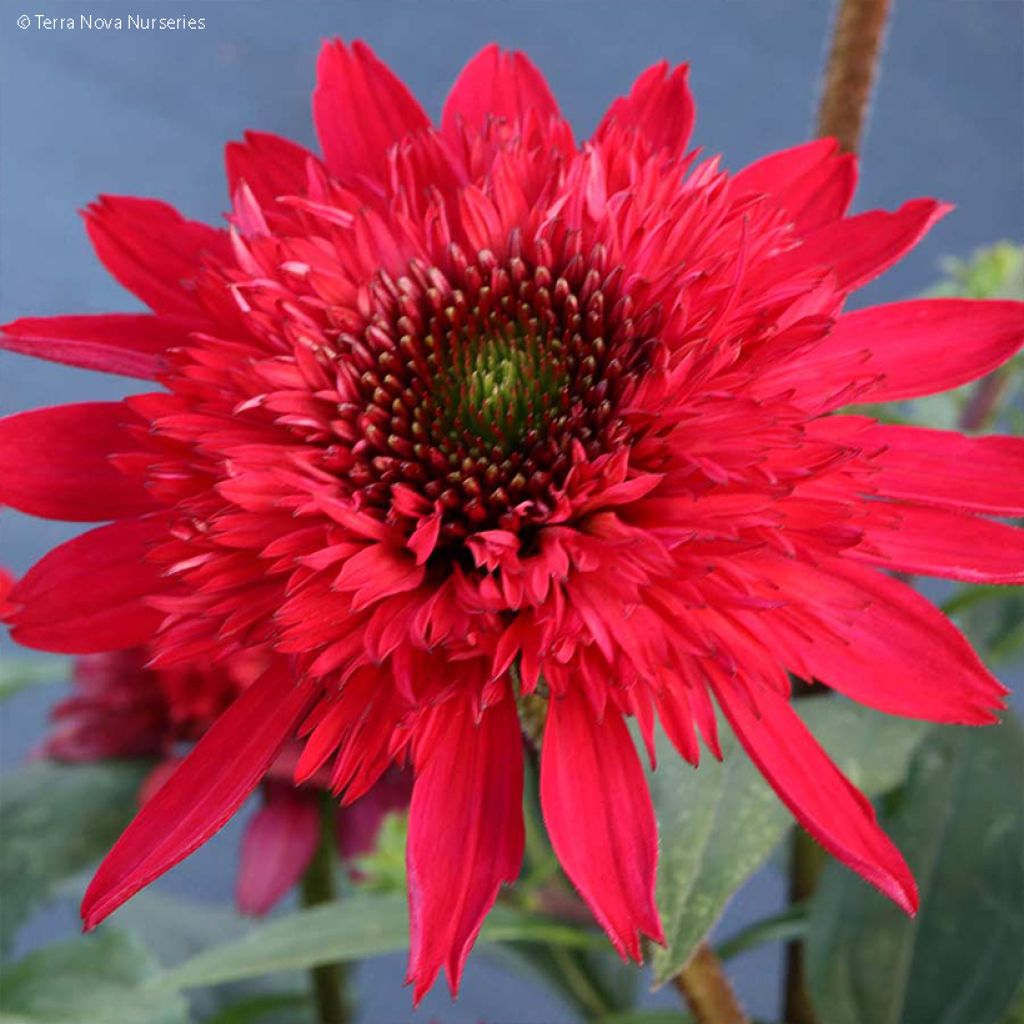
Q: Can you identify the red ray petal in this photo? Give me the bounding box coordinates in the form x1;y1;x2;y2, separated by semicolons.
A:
83;196;228;316
0;313;188;378
406;692;524;1002
313;40;430;187
235;783;320;916
541;687;663;961
594;60;695;158
763;556;1007;724
0;402;155;521
712;677;918;914
821;299;1024;402
731;137;856;232
225;130;320;212
772;198;948;292
862;424;1024;515
7;519;167;653
82;664;315;929
443;44;561;138
855;503;1024;584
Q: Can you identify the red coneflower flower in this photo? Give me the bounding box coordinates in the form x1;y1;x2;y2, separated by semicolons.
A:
1;41;1022;999
35;644;410;915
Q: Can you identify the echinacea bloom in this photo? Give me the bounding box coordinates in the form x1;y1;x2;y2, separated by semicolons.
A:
1;40;1022;999
37;645;410;915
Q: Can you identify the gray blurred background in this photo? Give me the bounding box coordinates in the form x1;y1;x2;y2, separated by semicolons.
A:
1;1;1021;1021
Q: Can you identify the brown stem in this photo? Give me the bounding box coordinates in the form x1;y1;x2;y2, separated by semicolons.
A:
816;0;894;152
959;367;1011;432
674;942;750;1024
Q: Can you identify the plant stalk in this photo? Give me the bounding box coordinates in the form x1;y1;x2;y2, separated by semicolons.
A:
960;366;1011;432
782;835;825;1024
674;942;750;1024
816;0;894;152
300;793;349;1024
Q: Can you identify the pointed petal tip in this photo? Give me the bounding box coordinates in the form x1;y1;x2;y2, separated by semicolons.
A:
80;888;117;933
442;41;561;140
877;857;919;917
444;961;463;1001
79;668;313;931
541;690;662;966
405;693;524;1005
314;36;429;184
406;962;440;1007
900;877;920;917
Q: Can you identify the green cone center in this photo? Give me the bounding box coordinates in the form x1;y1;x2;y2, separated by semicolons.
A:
434;333;566;453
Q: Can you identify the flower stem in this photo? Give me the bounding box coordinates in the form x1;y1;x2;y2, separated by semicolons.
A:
674;942;750;1024
816;0;893;152
782;834;825;1024
300;794;349;1024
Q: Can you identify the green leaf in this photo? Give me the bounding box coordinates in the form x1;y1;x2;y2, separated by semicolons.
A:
807;717;1024;1024
648;699;927;984
109;890;287;1023
110;890;249;969
199;992;313;1024
348;811;408;893
927;242;1024;301
0;760;149;955
489;941;639;1021
0;659;68;702
147;892;603;993
1001;984;1024;1024
0;929;187;1024
715;903;807;961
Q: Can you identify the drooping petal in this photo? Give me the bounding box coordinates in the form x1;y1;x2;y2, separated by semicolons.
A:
82;664;315;929
855;504;1024;584
540;687;663;960
236;783;320;916
6;519;167;653
593;60;695;159
712;677;918;914
861;424;1024;515
817;299;1024;402
762;556;1007;724
443;44;561;138
83;196;228;316
0;402;154;521
771;198;948;292
406;691;524;1002
731;138;856;232
313;40;430;187
0;314;188;378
